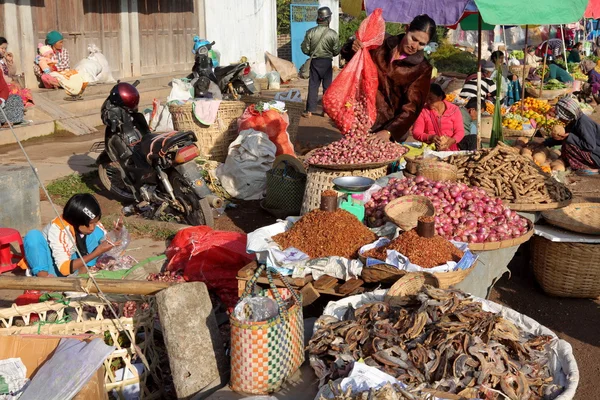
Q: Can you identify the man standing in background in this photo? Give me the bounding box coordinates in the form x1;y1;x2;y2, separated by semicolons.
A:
301;6;340;118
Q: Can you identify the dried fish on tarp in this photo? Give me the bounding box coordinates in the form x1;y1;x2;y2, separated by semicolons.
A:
308;286;567;400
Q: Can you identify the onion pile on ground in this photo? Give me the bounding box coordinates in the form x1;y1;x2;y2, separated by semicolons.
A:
366;176;530;243
308;136;407;166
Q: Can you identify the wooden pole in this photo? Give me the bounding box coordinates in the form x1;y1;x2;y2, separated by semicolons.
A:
476;14;483;150
521;25;529;114
540;50;548;98
0;276;172;295
560;25;572;80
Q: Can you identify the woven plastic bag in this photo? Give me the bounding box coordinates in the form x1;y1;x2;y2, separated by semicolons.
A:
322;8;385;135
230;264;304;395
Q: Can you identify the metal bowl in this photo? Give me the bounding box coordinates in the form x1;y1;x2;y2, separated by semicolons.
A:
332;176;376;192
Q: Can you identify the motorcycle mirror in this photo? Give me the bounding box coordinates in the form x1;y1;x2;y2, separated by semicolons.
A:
133;80;141;87
210;41;216;46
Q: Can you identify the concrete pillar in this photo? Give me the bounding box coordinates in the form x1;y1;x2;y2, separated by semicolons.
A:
196;0;207;38
3;3;21;73
17;0;38;89
0;166;41;235
119;0;132;78
129;0;141;77
156;282;227;399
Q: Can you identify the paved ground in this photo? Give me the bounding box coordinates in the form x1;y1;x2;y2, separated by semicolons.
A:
0;86;598;399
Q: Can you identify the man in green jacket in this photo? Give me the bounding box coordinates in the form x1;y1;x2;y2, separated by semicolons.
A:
301;6;341;118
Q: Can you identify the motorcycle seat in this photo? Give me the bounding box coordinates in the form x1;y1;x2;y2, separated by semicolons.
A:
140;131;197;163
214;63;245;81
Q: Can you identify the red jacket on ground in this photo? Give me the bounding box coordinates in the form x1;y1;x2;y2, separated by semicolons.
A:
412;100;465;151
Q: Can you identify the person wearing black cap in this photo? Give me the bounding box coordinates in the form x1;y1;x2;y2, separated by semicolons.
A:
459;60;498;101
301;6;341;118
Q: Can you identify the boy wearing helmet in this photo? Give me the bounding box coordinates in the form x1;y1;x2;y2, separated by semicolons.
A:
301;6;341;118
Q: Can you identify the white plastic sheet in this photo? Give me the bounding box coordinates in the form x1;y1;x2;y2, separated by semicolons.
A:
0;358;29;399
318;291;579;400
534;224;600;243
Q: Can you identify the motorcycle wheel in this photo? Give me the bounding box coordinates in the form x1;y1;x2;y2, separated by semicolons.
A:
171;172;214;227
98;161;136;201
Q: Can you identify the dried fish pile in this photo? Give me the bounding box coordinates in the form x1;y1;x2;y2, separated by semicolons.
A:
318;382;434;400
446;142;571;204
308;286;563;400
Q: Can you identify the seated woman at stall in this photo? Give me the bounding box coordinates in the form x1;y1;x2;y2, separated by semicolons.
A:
412;83;464;151
459;61;497;102
567;42;582;64
579;59;600;103
0;64;24;127
18;193;119;277
459;97;486;151
545;97;600;175
0;37;33;108
545;55;573;83
33;31;86;98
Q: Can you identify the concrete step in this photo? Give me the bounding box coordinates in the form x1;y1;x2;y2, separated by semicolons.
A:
0;121;56;146
36;71;187;102
57;86;172;114
59;101;156;133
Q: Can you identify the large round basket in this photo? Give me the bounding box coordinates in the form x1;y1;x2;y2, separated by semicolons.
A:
300;165;388;215
241;96;302;145
304;148;407;170
362;263;475;289
467;219;534;251
532;236;600;298
525;86;571;100
505;198;572;212
502;127;536;138
384;196;435;231
169;101;247;163
417;161;458;182
541;202;600;235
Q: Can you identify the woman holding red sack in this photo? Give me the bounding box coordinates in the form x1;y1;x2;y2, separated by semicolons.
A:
412;83;464;151
341;14;436;143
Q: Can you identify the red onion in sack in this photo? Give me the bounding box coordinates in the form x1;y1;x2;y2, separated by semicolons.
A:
365;177;530;243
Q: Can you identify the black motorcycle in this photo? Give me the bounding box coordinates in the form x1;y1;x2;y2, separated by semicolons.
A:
188;40;256;100
91;81;222;227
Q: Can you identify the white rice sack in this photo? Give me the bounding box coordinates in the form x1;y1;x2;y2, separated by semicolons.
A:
87;44;116;84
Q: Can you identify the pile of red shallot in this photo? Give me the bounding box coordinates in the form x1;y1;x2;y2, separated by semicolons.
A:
366;176;530;243
147;271;186;283
308;136;407;166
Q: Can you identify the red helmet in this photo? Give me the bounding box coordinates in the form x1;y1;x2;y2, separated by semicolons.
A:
109;83;140;110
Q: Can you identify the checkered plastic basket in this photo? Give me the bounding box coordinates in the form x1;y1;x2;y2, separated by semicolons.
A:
229;264;304;394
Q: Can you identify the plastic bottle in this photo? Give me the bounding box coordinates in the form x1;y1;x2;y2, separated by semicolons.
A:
234;297;279;322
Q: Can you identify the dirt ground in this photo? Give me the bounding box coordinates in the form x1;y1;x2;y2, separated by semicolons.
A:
1;98;599;399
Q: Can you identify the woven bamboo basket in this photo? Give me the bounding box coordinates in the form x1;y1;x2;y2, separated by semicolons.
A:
404;156;424;175
525;86;571;100
532;236;600;298
542;202;600;235
384;195;435;231
417;161;458;182
509;65;531;80
0;295;162;399
169;101;247;163
385;273;430;301
505;198;572;212
362;260;474;289
300;165;388;215
502;127;536;138
241;96;303;145
254;78;268;91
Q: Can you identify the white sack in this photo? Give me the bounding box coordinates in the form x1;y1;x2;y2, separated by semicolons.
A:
167;79;193;102
74;58;102;85
216;129;276;200
87;44;116;84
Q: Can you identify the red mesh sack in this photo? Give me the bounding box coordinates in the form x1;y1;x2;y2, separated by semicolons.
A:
323;8;385;135
165;226;253;308
238;104;295;156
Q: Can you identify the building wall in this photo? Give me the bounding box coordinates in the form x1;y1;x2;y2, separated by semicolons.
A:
204;0;277;65
277;34;292;61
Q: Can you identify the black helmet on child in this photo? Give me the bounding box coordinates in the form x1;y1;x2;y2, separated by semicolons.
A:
317;7;332;22
109;82;140;111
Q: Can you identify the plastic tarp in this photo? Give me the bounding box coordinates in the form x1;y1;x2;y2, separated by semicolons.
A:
318;291;579;400
368;0;586;26
20;338;114;400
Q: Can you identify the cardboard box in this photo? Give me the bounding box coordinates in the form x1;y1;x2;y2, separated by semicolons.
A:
0;335;108;400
